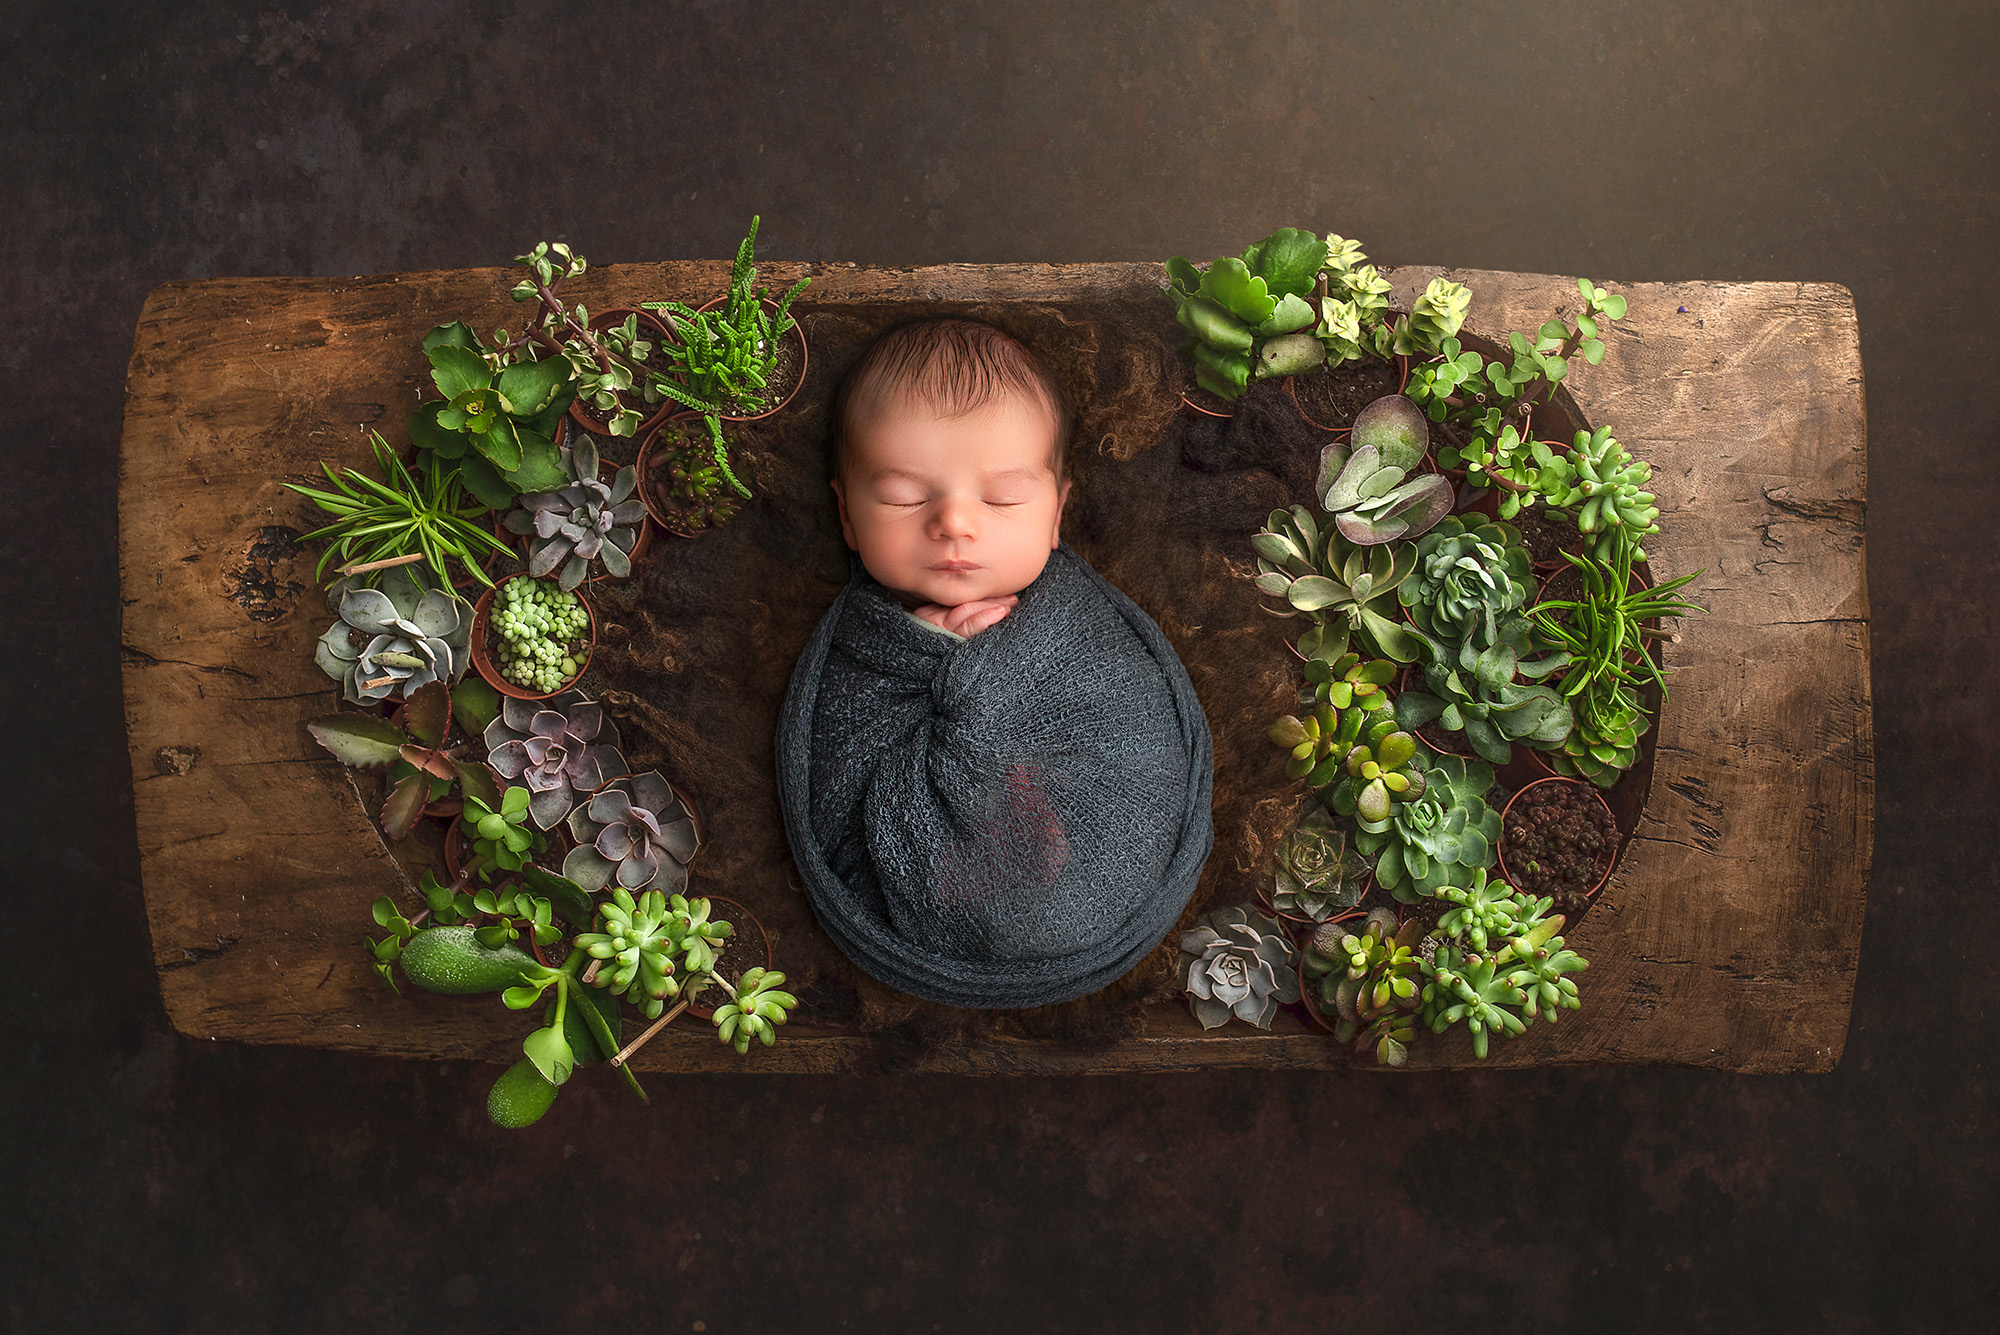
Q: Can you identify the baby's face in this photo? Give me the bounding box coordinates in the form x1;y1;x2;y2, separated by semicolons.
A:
831;391;1071;610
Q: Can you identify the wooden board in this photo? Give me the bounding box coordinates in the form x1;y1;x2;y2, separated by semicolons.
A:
119;261;1871;1073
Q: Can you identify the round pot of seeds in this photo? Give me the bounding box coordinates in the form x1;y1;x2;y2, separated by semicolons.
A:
470;574;597;701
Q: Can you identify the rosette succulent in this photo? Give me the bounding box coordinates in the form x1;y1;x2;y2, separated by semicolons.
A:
1354;751;1504;902
1546;676;1649;787
1252;509;1423;664
1313;395;1454;544
1418;889;1587;1058
1176;905;1301;1031
1271;807;1373;921
503;435;648;591
575;887;682;1018
1400;516;1534;653
711;968;799;1054
1540;426;1660;563
563;770;701;894
314;564;473;705
482;692;630;830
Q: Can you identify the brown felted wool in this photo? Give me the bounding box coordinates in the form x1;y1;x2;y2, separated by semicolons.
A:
577;297;1381;1041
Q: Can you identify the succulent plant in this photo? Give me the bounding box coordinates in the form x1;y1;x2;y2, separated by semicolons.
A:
1165;227;1331;399
1390;277;1472;358
1271;807;1373;921
1303;908;1424;1065
482;691;630;831
461;783;547;879
407;320;576;508
643;415;749;533
307;680;502;838
1268;653;1396;790
1496;915;1588;1024
314;564;474;706
1401;516;1536;653
1418;944;1528;1060
644;215;811;425
1417;884;1587;1057
1176;905;1301;1031
1433;867;1548;954
1538;425;1660;563
504;435;648;591
711;967;799;1054
1252;510;1424;664
1326;715;1428;827
1353;751;1504;902
1545;676;1649;787
1395;647;1573;767
575;887;684;1019
1313;395;1454;544
562;770;701;894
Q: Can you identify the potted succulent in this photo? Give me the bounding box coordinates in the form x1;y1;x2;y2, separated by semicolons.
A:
494;242;678;440
562;770;702;896
482;690;630;831
502;434;651;590
469;574;597;700
1499;777;1620;917
408;320;577;508
635;414;752;533
1266;806;1373;924
1299;908;1424;1065
306;680;503;836
314;563;476;707
1175;905;1301;1030
642;215;811;423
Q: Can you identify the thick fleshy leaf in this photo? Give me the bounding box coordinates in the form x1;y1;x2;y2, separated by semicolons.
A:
339;588;401;632
457;760;501;813
1324;444;1380;512
658;816;699;865
528;783;574;831
1350;395;1429;471
457;453;515;510
617;845;661;890
476;418;525;472
307;713;406;767
562;843;615;893
427;344;490;401
410;590;466;641
1285;575;1343;612
1240;227;1328;299
401;681;451;748
380;772;430;839
1199;257;1277;326
497;356;571;419
595;822;636;862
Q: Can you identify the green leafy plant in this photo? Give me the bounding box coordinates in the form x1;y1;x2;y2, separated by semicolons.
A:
1353;751;1504;902
1302;908;1424;1065
286;431;513;590
1544;675;1650;788
1271;806;1373;921
1314;395;1455;544
1326;716;1428;827
1535;425;1661;564
1531;546;1705;704
1252;509;1424;664
644;215;810;420
1268;653;1396;790
1417;877;1586;1057
409;320;575;507
460;784;546;880
1165;227;1334;399
492;242;675;439
306;680;502;838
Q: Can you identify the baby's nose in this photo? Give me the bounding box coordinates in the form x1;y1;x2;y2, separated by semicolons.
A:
929;495;979;538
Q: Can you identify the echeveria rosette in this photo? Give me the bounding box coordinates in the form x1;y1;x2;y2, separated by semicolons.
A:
314;564;473;706
503;435;648;591
562;770;700;894
1271;807;1372;922
1400;515;1535;653
1175;905;1301;1031
1546;676;1649;788
1353;750;1503;903
482;691;629;830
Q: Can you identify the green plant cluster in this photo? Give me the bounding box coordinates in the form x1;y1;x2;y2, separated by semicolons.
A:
492;578;590;693
644;215;810;421
1418;871;1587;1059
286;431;512;590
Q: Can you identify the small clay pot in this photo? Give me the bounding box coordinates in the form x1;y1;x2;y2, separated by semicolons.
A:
1296;954;1343;1037
566;308;680;440
1179;379;1235;420
469;574;598;701
1497;776;1619;910
634;415;748;537
684;896;774;1022
687;296;809;421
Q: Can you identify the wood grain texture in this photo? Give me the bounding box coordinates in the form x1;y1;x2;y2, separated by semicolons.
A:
120;261;1870;1073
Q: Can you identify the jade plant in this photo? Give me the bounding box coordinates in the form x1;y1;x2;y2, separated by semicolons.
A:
494;242;674;439
1252;509;1424;664
644;214;810;421
482;691;630;830
314;564;475;706
1325;716;1428;827
1175;905;1301;1030
1353;750;1504;902
504;435;648;591
409;320;576;507
1271;807;1373;921
563;770;702;894
1268;653;1397;790
286;431;514;590
1313;395;1454;544
1536;426;1660;564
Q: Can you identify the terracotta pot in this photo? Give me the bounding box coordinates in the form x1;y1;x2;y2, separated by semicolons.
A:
1179;381;1235;420
687;296;809;421
1296;954;1343;1037
634;415;749;538
566;308;680;439
684;896;774;1021
469;574;598;701
1497;776;1619;907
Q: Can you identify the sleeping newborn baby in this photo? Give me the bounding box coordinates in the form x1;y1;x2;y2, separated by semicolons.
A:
776;318;1214;1008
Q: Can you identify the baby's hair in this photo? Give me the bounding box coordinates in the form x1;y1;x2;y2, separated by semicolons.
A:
828;318;1072;486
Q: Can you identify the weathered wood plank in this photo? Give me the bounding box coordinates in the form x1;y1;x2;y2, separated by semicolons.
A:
120;261;1870;1073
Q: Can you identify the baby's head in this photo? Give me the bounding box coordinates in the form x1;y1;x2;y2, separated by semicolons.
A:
829;318;1072;610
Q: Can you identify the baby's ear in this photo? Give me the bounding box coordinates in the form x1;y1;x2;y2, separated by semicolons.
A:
1051;477;1072;546
830;478;858;551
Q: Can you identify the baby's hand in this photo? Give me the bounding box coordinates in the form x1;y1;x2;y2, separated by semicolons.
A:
915;595;1017;638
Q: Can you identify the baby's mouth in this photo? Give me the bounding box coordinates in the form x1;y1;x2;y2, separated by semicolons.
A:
930;561;979;572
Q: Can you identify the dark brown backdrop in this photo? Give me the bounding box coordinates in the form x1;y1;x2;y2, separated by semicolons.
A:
9;2;1990;1329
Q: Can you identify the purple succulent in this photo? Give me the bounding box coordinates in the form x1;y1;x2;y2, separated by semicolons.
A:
503;436;647;591
563;770;700;894
482;692;629;830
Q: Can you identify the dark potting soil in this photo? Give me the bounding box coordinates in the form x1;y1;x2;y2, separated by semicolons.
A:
1289;357;1403;431
1502;781;1618;917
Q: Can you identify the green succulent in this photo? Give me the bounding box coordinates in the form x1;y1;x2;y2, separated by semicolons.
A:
1271;807;1373;922
1394;642;1573;766
408;319;576;507
1417;881;1587;1057
1538;426;1659;564
644;214;810;423
1268;653;1395;790
1401;516;1535;652
1313;395;1455;544
1496;915;1588;1024
575;887;682;1019
460;784;547;880
1391;277;1472;358
1252;509;1424;664
1530;545;1705;704
1165;227;1333;399
1353;751;1503;902
1433;867;1547;954
1326;715;1428;828
1545;675;1649;787
1418;944;1527;1060
711;967;799;1054
1302;908;1423;1065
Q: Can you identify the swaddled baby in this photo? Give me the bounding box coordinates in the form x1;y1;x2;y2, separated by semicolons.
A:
776;319;1214;1008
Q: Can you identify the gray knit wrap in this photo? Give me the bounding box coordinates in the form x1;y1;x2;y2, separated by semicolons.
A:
776;542;1214;1008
